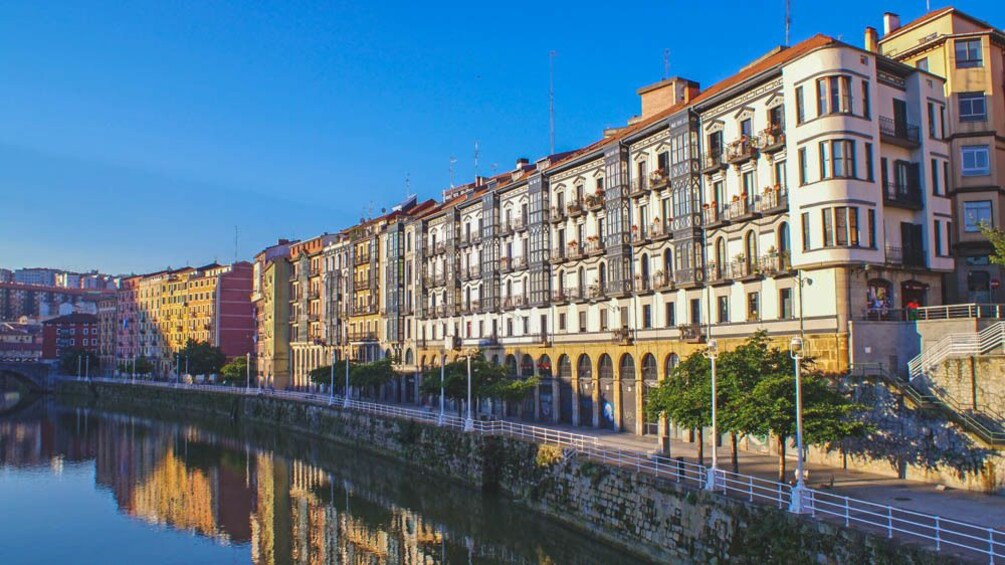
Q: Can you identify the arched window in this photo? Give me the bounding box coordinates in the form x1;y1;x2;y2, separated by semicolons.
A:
599;263;607;290
640;253;650;280
490;354;500;365
715;237;726;275
663;248;673;276
578;267;586;293
419;355;427;369
404;349;414;365
619;353;635;380
745;231;758;270
599;354;614;380
778;222;790;255
642;353;658;383
664;353;680;378
538;354;552;378
577;354;592;380
558;354;572;378
521;354;535;376
505;354;518;376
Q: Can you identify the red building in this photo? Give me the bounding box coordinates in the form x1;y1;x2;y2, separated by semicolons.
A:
42;313;99;359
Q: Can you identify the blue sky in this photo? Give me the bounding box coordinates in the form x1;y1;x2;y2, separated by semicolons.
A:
1;0;1001;274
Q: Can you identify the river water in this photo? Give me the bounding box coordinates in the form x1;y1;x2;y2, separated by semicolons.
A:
0;397;647;564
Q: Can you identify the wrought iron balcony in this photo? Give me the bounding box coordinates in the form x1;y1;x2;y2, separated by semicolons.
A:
628;176;649;198
630;227;650;245
584;193;605;211
512;217;528;232
879;116;920;147
884;181;923;210
649;169;670;191
633;273;652;294
653;271;675;291
725;137;757;164
549;206;566;223
650;221;671;241
585;239;604;256
499;257;512;273
758;252;793;276
756;185;788;214
550;248;567;265
611;327;634;345
759;125;785;154
885;245;926;268
707;262;732;284
703;205;726;228
702;151;727;173
678;323;705;343
567;201;584;218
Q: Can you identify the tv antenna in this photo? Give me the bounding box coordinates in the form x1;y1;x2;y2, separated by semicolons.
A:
785;0;791;46
234;226;239;262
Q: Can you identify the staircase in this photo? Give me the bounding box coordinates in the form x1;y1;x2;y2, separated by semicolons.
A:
850;361;1005;448
907;322;1005;380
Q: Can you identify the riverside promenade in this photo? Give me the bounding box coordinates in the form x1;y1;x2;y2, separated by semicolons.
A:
60;377;1005;562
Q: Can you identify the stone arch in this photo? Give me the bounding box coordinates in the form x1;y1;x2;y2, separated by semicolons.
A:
404;349;414;365
557;354;572;378
520;354;535;377
505;354;518;376
538;354;552;378
576;353;592;380
598;354;614;380
576;354;594;428
664;352;680;378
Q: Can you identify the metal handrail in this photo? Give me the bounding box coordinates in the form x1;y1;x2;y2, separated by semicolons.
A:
68;377;1005;563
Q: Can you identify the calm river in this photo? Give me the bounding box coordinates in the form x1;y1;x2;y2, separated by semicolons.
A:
0;397;647;564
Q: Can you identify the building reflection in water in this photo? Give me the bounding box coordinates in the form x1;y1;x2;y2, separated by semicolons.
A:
1;401;638;565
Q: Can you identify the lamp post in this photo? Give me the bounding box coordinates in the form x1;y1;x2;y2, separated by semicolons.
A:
789;336;809;513
464;352;474;432
438;353;446;426
343;352;350;408
329;350;336;404
702;338;720;491
245;352;251;392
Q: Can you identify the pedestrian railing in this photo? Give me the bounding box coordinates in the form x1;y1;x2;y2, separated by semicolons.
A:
67;377;1003;563
908;322;1005;380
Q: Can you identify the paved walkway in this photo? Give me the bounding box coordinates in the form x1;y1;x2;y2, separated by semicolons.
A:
530;420;1005;531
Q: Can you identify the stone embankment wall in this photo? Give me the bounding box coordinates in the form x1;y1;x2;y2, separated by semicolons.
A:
58;381;952;564
927;355;1005;418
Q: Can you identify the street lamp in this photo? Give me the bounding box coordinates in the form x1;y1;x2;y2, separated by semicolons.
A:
702;338;719;491
464;351;474;432
789;336;809;513
438;353;446;426
343;352;351;409
329;349;336;404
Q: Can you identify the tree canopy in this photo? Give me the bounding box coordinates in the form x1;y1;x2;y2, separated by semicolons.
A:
420;356;537;402
220;356;248;385
60;348;100;376
178;340;227;375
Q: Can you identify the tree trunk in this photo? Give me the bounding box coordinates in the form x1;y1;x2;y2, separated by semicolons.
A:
777;435;787;483
730;432;739;473
697;428;705;466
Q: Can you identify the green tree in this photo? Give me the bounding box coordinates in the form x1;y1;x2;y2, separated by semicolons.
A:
730;361;868;482
118;356;155;376
644;350;712;465
718;330;788;472
420;356;535;415
178;340;227;376
350;358;399;398
979;224;1005;266
59;348;100;376
309;360;350;389
220;356;248;385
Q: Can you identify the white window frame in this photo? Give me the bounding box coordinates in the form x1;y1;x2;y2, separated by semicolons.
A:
962;145;990;177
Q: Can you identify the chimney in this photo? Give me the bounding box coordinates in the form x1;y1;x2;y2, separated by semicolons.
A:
514;157;529;169
636;77;701;120
865;26;879;52
883;12;901;35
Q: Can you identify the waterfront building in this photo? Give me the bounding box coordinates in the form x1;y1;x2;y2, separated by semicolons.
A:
254;32;957;436
0;281;113;322
42;312;99;360
116;262;254;376
288;235;339;387
253;240;296;389
97;294;117;371
0;321;42;362
873;8;1005;302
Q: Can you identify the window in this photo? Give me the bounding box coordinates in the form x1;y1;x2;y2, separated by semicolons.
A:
943;162;950;194
798;148;808;185
959;93;987;121
820;139;855;178
558;313;566;331
815;75;852;115
747;292;760;321
717;296;730;323
962;145;990;176
779;288;793;319
865;143;874;182
964;201;993;232
665;302;676;327
642;305;652;329
927;103;937;138
861;81;870;118
868;209;877;248
822;209;834;247
774;159;787;188
955;39;983;68
690;298;701;324
801;212;811;251
600;309;608;331
931;159;940;195
795;86;805;124
578;311;587;332
818;142;829;180
831;207;859;246
934;220;943;256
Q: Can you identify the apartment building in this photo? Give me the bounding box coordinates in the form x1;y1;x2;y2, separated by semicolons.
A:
253;240;296;388
874;8;1005;302
288;235;338;387
255;33;956;436
116;262;254;376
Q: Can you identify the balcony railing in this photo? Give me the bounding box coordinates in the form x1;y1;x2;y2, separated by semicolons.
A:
649;169;669;191
551;289;567;303
512;217;527;232
512;256;527;270
725;197;757;221
879;116;920;146
633;274;652;293
650;221;670;241
612;327;634;344
678;323;704;343
653;271;674;291
567;201;584;217
725;137;757;164
707;262;732;283
588;284;606;300
584;193;605;211
758;252;793;276
550;248;567;264
500;257;512;273
567;242;584;260
630;228;650;245
884;181;923;209
550;206;566;223
756;185;788;213
434;242;446;255
759;125;785;153
702;151;726;172
585;240;604;256
704;205;725;226
885;245;926;268
628;176;649;198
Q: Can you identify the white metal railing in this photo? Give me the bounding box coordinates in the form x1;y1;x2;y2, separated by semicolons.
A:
916;303;1005;321
908;322;1005;379
66;377;1005;562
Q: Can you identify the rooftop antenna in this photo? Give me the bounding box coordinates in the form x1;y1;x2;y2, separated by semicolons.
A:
549;50;557;155
474;140;480;178
405;172;414;200
663;48;670;79
785;0;791;46
449;156;457;187
234;226;239;262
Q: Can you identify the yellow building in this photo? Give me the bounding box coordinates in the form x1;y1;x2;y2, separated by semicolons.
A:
254;241;296;389
874;8;1005;302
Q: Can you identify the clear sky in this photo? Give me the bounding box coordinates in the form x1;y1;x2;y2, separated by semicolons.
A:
1;0;1001;275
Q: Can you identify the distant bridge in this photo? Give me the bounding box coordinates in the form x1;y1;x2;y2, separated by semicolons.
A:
0;361;56;392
